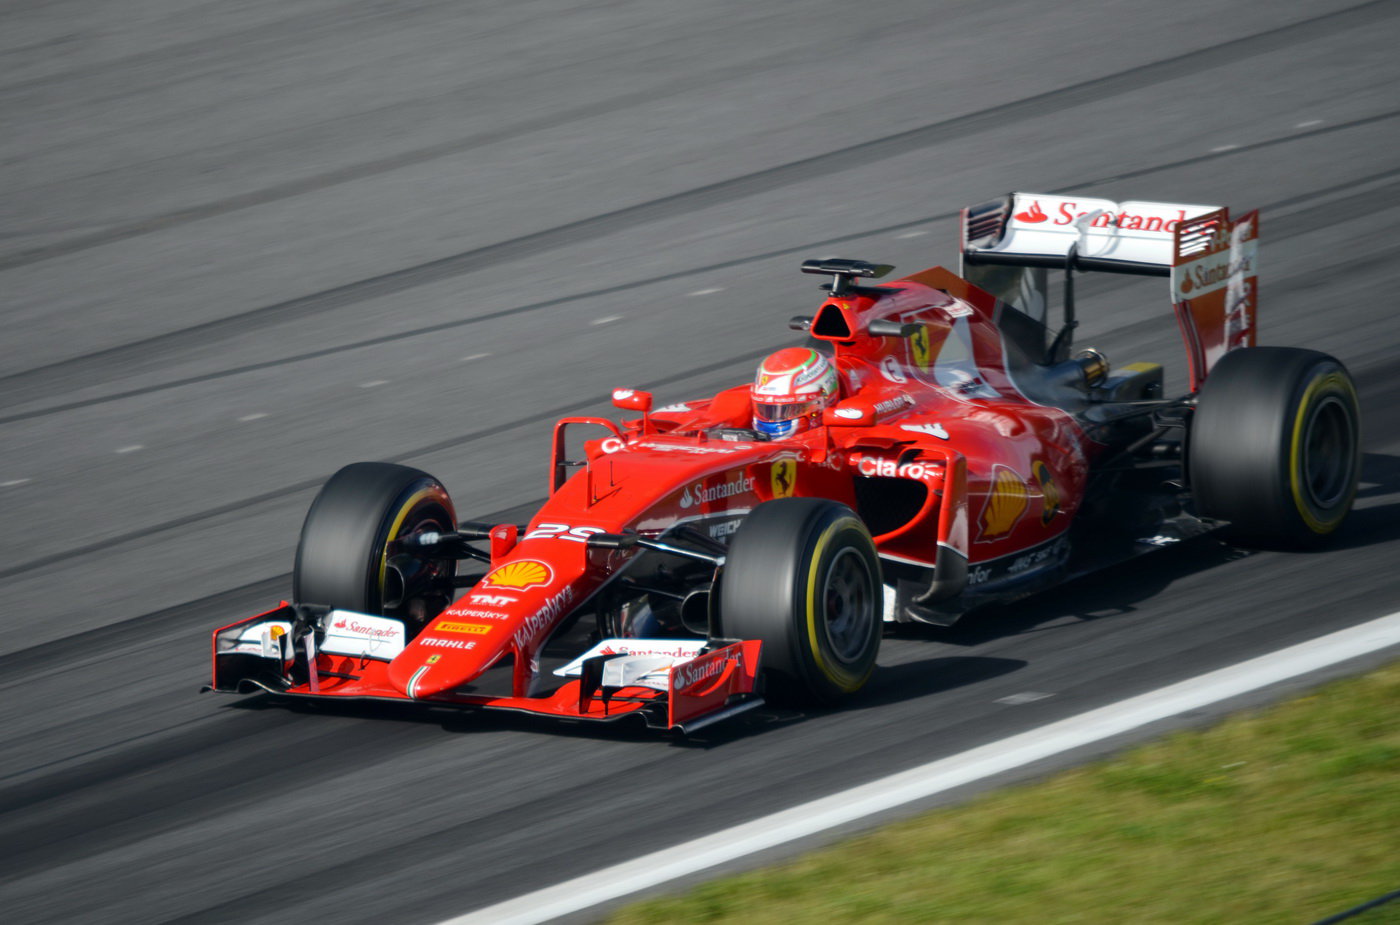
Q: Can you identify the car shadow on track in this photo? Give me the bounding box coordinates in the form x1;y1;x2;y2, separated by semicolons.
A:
665;655;1031;746
886;453;1399;651
853;655;1027;709
897;536;1252;650
228;693;689;745
1326;452;1400;551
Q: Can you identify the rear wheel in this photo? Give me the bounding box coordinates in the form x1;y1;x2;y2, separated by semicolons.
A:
293;462;458;624
1189;347;1360;549
720;499;881;706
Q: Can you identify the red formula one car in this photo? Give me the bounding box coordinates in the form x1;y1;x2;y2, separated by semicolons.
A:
207;191;1361;732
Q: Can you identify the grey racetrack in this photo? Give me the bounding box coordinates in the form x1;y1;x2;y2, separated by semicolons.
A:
3;1;1399;922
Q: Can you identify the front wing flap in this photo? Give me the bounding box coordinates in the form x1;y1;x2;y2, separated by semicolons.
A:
206;608;762;732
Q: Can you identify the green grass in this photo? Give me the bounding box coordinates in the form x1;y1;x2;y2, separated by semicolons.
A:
610;663;1400;924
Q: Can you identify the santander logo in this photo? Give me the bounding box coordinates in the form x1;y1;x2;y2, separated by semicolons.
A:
1015;197;1191;232
1014;201;1049;223
331;618;401;640
679;474;754;510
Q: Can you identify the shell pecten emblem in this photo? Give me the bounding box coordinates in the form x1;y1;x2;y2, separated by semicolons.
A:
978;466;1029;541
482;559;553;590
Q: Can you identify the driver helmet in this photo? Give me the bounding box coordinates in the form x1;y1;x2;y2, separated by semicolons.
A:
751;347;839;439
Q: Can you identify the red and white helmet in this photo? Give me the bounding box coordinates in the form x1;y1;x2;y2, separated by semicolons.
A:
751;347;839;438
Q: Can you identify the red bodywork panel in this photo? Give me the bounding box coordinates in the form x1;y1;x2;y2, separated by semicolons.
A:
211;263;1109;728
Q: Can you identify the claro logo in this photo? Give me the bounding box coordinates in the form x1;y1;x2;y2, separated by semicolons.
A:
855;454;942;481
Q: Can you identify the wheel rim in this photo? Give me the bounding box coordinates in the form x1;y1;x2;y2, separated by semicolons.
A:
822;548;875;664
382;503;454;619
1301;395;1354;510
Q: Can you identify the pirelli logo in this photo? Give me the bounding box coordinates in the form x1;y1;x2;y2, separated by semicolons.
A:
436;622;494;635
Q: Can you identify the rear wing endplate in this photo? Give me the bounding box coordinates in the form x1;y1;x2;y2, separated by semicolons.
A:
960;192;1258;389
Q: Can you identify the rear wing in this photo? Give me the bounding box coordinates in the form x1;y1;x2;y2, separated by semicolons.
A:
960;192;1258;389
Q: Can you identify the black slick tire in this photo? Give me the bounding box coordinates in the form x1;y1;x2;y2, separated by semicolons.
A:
1189;347;1360;549
293;462;457;620
720;498;881;706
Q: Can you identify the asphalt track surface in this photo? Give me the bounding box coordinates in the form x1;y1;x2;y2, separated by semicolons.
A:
2;1;1399;922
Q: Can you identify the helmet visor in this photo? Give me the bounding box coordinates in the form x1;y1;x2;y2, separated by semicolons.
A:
754;399;819;423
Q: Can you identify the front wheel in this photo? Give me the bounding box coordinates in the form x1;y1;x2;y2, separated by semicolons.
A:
720;499;881;706
293;462;458;624
1189;347;1361;549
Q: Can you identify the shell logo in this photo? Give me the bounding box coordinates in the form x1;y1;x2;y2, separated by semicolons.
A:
978;466;1029;540
483;559;553;590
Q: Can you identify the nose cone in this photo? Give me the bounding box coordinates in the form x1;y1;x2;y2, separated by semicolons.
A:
387;621;505;698
387;546;592;699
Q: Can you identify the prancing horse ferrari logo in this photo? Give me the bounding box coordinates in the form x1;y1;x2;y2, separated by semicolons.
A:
771;459;796;499
910;325;932;370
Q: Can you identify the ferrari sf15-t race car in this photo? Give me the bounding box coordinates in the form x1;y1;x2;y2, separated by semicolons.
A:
207;191;1362;733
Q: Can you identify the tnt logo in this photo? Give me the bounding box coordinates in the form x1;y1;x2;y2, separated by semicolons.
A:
470;593;513;606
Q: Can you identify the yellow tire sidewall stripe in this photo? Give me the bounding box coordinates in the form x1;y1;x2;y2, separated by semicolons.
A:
804;517;871;692
377;485;441;598
1288;372;1356;534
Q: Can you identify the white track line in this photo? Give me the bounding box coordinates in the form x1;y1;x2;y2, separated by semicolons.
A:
444;611;1400;925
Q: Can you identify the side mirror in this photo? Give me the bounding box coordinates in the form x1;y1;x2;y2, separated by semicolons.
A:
823;403;874;427
611;388;653;413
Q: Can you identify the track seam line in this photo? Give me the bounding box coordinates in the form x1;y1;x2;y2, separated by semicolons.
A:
0;346;773;583
3;112;1397;426
3;168;1395;577
3;0;1394;396
442;611;1400;925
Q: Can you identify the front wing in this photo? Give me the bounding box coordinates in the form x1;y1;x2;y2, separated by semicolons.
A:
205;604;764;733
